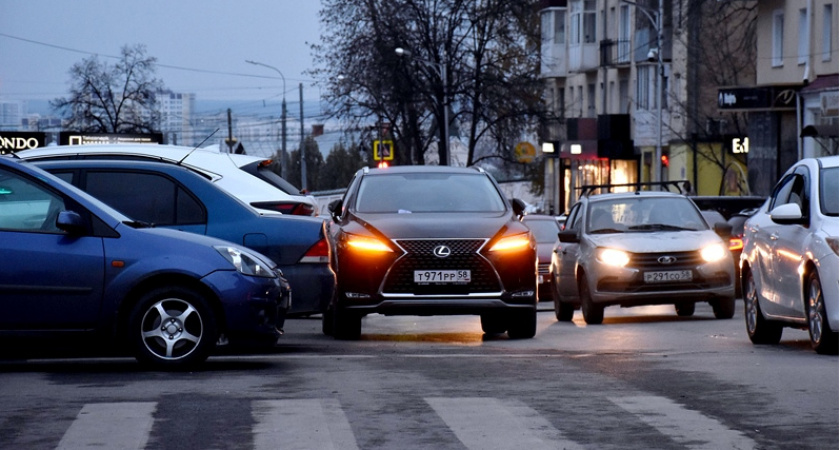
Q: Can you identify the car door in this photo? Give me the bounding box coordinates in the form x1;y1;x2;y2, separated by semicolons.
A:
556;203;584;300
0;166;105;330
771;168;811;318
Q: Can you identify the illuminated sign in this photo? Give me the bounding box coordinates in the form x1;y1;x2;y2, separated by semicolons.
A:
732;137;749;154
58;132;163;146
0;132;46;154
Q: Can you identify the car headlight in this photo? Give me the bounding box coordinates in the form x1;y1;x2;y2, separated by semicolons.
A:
701;243;728;263
344;234;393;253
826;237;839;256
489;233;531;252
596;248;630;267
215;246;276;278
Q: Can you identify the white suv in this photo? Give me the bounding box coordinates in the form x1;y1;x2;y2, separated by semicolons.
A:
740;155;838;354
16;144;319;216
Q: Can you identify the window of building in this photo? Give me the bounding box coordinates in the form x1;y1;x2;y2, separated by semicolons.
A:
583;0;597;44
636;65;651;110
824;4;833;62
772;9;784;67
541;10;552;42
570;1;581;45
618;5;631;63
555;9;566;44
798;8;808;65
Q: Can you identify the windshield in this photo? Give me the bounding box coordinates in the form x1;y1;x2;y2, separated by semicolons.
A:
524;219;561;242
355;172;507;213
820;167;838;216
587;196;708;234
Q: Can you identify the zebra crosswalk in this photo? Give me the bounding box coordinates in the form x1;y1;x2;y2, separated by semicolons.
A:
51;395;758;449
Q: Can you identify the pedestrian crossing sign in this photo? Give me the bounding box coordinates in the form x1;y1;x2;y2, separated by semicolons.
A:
374;140;394;161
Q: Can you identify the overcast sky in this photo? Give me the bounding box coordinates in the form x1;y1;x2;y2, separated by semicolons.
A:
0;0;324;108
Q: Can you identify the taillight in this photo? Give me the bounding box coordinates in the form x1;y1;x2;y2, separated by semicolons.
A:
251;201;317;216
299;238;329;263
729;237;744;251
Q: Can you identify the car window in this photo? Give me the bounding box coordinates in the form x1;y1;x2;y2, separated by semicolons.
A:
820;166;838;216
84;171;206;226
355;173;506;213
565;203;582;232
0;167;66;233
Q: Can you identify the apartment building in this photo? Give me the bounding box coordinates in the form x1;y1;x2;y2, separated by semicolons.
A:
720;0;837;196
540;0;760;213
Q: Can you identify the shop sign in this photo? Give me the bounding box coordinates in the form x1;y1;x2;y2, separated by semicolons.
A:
58;132;163;146
0;132;46;154
717;86;798;111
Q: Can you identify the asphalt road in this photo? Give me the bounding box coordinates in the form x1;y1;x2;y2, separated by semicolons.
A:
0;301;836;449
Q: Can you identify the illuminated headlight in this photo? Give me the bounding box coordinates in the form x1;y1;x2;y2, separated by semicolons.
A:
700;243;728;263
215;246;276;278
489;233;531;252
344;234;393;253
827;237;839;256
596;248;630;267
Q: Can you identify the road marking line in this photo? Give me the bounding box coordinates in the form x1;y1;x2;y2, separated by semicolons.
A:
252;399;359;450
610;395;757;450
56;402;156;450
426;397;584;450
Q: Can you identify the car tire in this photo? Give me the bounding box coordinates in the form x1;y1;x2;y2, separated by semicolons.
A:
128;286;217;368
333;308;362;340
480;313;507;334
552;280;574;322
806;271;838;355
507;309;537;339
711;296;736;319
744;271;783;345
579;276;603;325
675;302;696;317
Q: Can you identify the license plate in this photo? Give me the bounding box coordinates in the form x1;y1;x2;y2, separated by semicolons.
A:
414;270;471;284
643;270;692;283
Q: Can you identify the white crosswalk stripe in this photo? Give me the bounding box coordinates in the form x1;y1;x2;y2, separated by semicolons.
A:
425;397;585;450
252;399;359;450
52;396;758;449
56;402;156;450
610;395;758;450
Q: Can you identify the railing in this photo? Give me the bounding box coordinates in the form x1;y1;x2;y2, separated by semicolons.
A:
599;39;631;67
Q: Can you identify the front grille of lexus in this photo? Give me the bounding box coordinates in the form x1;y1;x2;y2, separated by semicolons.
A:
383;239;501;294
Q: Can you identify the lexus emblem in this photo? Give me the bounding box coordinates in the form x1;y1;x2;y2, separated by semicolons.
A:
658;256;677;265
433;245;452;258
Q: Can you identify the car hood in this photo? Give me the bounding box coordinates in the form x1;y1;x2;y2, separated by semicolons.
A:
352;211;521;240
587;230;723;252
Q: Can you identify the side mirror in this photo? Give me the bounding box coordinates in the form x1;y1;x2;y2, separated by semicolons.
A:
557;229;579;244
713;222;733;239
511;198;526;217
56;210;86;235
328;199;343;223
769;203;807;225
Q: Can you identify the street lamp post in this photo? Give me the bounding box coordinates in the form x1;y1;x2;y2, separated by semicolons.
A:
245;60;288;179
622;1;664;183
395;47;449;166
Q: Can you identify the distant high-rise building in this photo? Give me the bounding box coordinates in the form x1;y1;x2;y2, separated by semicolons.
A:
0;100;25;130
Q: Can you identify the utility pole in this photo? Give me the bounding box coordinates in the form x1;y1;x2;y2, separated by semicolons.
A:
299;83;307;192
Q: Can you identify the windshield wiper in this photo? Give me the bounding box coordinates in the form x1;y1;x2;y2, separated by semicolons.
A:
590;228;623;234
628;223;695;231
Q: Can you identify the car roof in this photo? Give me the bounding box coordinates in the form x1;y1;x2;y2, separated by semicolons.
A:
815;155;839;168
359;165;487;176
32;158;212;178
586;191;684;202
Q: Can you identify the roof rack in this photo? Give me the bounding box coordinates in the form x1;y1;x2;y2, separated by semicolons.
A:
578;180;689;197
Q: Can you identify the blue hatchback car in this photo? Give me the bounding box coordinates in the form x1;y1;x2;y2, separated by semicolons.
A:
31;159;336;316
0;156;289;368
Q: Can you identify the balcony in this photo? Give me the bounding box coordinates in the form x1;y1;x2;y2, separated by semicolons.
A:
600;39;631;67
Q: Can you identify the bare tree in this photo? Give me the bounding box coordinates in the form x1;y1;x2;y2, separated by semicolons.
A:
312;0;545;167
51;44;164;133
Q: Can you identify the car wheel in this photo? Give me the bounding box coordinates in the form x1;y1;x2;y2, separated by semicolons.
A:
480;313;507;334
743;271;783;345
711;296;736;319
552;280;574;322
579;276;603;325
675;302;695;317
507;309;537;339
333;308;362;340
806;271;838;355
128;287;217;368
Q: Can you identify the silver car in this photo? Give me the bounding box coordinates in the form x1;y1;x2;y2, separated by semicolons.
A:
740;155;838;354
551;191;736;324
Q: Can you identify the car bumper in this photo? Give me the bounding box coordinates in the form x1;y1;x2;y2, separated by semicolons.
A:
340;292;537;316
588;263;735;307
202;270;288;346
280;263;336;316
